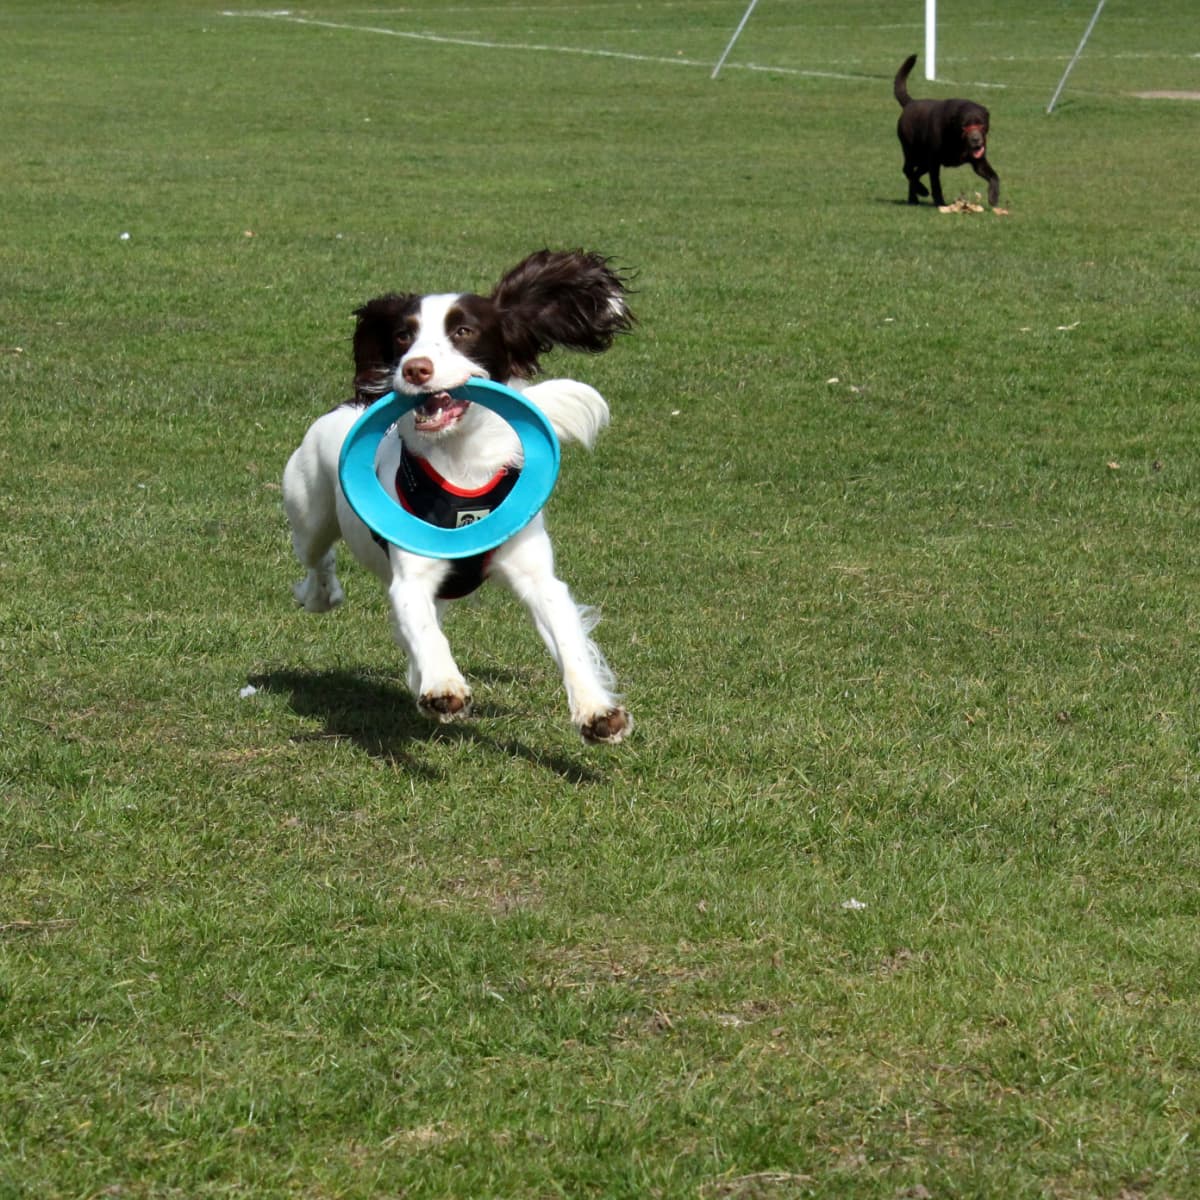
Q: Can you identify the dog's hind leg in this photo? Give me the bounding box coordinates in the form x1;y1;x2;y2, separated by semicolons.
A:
282;410;356;613
927;165;946;207
904;160;929;204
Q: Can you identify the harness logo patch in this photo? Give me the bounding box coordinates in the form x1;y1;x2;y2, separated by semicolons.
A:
456;508;492;528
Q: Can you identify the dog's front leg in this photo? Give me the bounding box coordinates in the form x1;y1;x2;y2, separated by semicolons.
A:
527;581;632;744
491;530;631;745
971;157;1000;207
386;563;472;723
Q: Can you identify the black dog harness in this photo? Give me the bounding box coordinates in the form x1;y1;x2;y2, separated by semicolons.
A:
373;445;520;599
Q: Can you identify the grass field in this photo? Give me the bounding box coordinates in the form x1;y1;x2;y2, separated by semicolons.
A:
3;1;1200;1196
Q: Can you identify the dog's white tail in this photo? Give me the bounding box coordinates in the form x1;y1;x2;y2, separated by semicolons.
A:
522;379;611;450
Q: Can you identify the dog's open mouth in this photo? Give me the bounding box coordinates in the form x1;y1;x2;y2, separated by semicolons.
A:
963;124;987;160
412;391;470;433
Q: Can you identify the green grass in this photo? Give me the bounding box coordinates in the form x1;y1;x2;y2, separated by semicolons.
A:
3;1;1200;1196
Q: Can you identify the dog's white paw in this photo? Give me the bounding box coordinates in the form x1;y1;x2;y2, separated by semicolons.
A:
292;572;345;614
579;707;632;745
418;686;473;724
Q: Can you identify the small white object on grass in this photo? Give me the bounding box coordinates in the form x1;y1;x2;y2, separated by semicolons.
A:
238;684;258;699
841;897;868;911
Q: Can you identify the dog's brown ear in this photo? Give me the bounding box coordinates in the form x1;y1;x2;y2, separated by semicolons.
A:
491;249;634;377
352;294;417;400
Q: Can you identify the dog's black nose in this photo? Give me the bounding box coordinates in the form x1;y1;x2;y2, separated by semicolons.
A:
402;356;435;387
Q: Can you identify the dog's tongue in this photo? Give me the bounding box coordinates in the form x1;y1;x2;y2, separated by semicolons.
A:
413;391;470;431
972;146;986;159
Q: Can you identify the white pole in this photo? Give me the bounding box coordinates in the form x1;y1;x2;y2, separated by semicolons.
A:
712;0;761;79
1046;0;1107;114
925;0;936;81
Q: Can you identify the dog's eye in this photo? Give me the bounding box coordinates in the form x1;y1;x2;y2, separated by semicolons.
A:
394;330;413;348
452;325;476;340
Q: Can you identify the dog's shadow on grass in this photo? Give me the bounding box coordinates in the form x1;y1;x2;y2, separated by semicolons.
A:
251;667;604;784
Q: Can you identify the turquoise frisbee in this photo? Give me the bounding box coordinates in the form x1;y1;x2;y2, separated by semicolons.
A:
337;378;561;560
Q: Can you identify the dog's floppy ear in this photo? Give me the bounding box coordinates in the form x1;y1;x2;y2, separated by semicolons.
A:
352;293;417;400
491;249;634;378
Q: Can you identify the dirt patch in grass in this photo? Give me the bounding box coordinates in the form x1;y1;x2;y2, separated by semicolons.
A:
703;1172;814;1198
435;858;546;914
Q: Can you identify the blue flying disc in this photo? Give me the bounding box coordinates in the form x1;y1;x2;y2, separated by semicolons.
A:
337;378;561;560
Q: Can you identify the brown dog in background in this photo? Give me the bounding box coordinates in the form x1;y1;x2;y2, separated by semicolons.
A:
894;53;1000;208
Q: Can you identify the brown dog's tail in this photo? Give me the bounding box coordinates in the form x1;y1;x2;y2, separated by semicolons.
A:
894;53;918;107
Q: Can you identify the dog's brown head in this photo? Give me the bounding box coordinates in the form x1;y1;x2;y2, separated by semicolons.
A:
349;251;634;410
960;107;990;162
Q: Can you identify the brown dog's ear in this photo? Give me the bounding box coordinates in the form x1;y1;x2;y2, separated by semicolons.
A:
491;249;634;378
352;294;417;400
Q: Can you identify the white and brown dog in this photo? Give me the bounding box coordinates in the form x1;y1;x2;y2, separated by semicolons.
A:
282;250;634;744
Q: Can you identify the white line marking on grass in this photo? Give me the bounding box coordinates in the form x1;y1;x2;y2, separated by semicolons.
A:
735;61;877;82
313;2;750;12
1133;90;1200;101
220;10;874;81
947;80;1008;90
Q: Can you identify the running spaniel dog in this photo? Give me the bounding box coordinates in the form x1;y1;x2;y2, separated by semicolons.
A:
282;250;634;744
894;53;1000;207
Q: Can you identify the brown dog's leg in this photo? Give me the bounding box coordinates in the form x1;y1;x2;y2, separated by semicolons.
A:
971;157;1000;207
928;166;946;207
904;162;928;205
